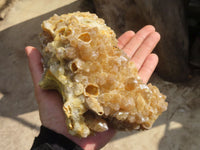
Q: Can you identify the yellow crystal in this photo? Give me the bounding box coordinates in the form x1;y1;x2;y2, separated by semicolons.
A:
39;12;168;137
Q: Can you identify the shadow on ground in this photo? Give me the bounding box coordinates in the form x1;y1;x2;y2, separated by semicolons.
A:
0;1;199;149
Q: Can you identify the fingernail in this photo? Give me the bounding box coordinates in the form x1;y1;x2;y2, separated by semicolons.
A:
25;46;32;56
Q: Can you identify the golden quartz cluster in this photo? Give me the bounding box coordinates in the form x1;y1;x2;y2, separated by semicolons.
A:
39;12;168;137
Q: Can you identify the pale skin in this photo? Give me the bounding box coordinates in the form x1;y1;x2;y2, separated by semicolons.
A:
25;25;160;150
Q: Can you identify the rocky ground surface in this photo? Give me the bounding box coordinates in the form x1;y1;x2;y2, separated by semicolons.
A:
0;0;199;150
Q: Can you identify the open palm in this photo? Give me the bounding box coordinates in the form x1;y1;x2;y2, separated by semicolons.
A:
26;25;160;150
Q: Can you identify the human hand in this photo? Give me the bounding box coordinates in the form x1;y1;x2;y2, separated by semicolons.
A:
26;25;160;150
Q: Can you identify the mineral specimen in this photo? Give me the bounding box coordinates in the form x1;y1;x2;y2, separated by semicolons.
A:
39;12;168;137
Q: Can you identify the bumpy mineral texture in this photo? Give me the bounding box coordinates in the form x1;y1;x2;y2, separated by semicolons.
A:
39;12;168;137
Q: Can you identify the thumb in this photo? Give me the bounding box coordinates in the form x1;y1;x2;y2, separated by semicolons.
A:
25;46;43;87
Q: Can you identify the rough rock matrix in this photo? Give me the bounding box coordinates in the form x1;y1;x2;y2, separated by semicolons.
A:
39;12;168;137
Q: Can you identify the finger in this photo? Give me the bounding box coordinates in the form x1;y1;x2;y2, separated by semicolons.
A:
118;30;135;49
25;46;43;86
138;53;158;83
123;25;155;58
131;32;160;70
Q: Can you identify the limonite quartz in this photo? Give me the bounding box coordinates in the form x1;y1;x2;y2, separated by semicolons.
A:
39;12;168;137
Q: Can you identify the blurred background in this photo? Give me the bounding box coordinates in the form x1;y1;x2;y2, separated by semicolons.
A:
0;0;199;149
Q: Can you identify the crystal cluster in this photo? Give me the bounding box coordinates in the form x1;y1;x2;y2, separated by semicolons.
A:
39;12;168;137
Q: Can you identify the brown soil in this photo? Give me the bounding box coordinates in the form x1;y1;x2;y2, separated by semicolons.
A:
0;0;199;149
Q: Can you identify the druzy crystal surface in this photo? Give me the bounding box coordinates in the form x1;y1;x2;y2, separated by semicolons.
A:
39;12;168;137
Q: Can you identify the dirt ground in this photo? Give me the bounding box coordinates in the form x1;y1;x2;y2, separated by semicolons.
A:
0;0;200;150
